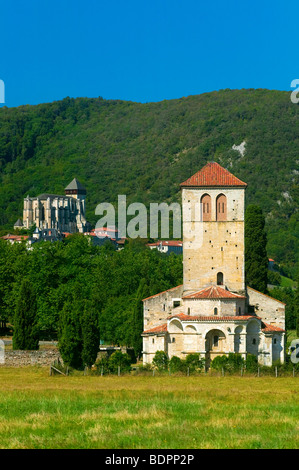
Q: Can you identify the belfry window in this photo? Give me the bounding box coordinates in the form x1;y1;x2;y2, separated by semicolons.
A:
216;194;227;221
201;194;212;221
214;307;218;316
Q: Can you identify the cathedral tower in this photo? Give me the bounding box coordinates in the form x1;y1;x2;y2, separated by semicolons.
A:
180;162;247;295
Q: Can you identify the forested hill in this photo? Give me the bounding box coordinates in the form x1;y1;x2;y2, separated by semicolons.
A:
0;89;298;276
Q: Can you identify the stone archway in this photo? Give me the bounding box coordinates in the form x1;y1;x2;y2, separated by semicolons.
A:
234;325;243;353
246;320;260;357
205;329;226;367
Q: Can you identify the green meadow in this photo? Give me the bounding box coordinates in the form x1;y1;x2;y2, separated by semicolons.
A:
0;367;298;449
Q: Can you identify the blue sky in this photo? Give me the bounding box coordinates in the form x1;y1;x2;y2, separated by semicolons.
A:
0;0;297;107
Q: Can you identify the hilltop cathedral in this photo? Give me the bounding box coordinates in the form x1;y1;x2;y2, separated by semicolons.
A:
20;178;88;233
142;162;285;367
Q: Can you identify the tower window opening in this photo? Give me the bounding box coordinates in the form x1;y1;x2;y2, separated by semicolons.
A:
217;272;224;286
216;194;227;221
201;194;212;221
214;307;218;316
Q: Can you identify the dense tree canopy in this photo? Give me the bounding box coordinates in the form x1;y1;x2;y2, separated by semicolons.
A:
0;236;183;357
0;90;298;277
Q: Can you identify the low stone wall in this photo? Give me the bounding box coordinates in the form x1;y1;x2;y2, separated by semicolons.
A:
0;349;61;367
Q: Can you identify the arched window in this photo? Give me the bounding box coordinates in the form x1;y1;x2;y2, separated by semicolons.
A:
201;194;211;221
216;194;227;221
217;272;224;286
214;307;218;316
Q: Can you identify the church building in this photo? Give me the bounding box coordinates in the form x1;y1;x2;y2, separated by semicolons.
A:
142;162;285;367
21;178;88;233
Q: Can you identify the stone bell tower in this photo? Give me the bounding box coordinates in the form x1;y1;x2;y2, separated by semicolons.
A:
180;162;247;296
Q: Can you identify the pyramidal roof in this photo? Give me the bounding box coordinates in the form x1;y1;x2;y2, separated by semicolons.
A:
65;178;86;191
180;162;247;188
182;285;246;299
14;218;23;227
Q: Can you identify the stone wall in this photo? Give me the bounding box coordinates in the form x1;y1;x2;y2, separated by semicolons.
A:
143;285;184;330
0;349;61;367
247;287;285;329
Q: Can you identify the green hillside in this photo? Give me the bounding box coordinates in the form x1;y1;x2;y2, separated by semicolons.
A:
0;89;298;277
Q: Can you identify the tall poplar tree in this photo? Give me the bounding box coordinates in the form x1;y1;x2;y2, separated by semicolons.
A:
245;205;268;293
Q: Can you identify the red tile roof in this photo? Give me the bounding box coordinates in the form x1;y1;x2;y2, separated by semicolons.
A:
261;322;285;333
142;285;183;302
168;313;257;322
182;285;246;300
180;162;247;188
147;240;183;247
1;234;28;241
142;324;168;335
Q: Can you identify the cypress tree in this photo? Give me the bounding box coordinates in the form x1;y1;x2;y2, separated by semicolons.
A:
245;205;269;293
132;278;150;359
296;271;299;337
13;278;39;350
58;300;83;369
81;301;100;368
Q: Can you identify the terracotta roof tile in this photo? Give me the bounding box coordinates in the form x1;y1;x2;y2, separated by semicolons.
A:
142;324;168;334
168;313;257;322
180;162;247;188
182;286;246;300
147;240;183;247
261;322;285;333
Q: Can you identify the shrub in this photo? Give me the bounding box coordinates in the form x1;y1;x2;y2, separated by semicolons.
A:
211;353;244;372
108;350;132;373
152;350;168;370
185;353;205;372
245;353;258;372
95;355;110;374
169;355;182;373
211;355;228;371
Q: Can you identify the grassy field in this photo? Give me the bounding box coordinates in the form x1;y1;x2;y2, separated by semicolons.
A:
0;367;298;449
